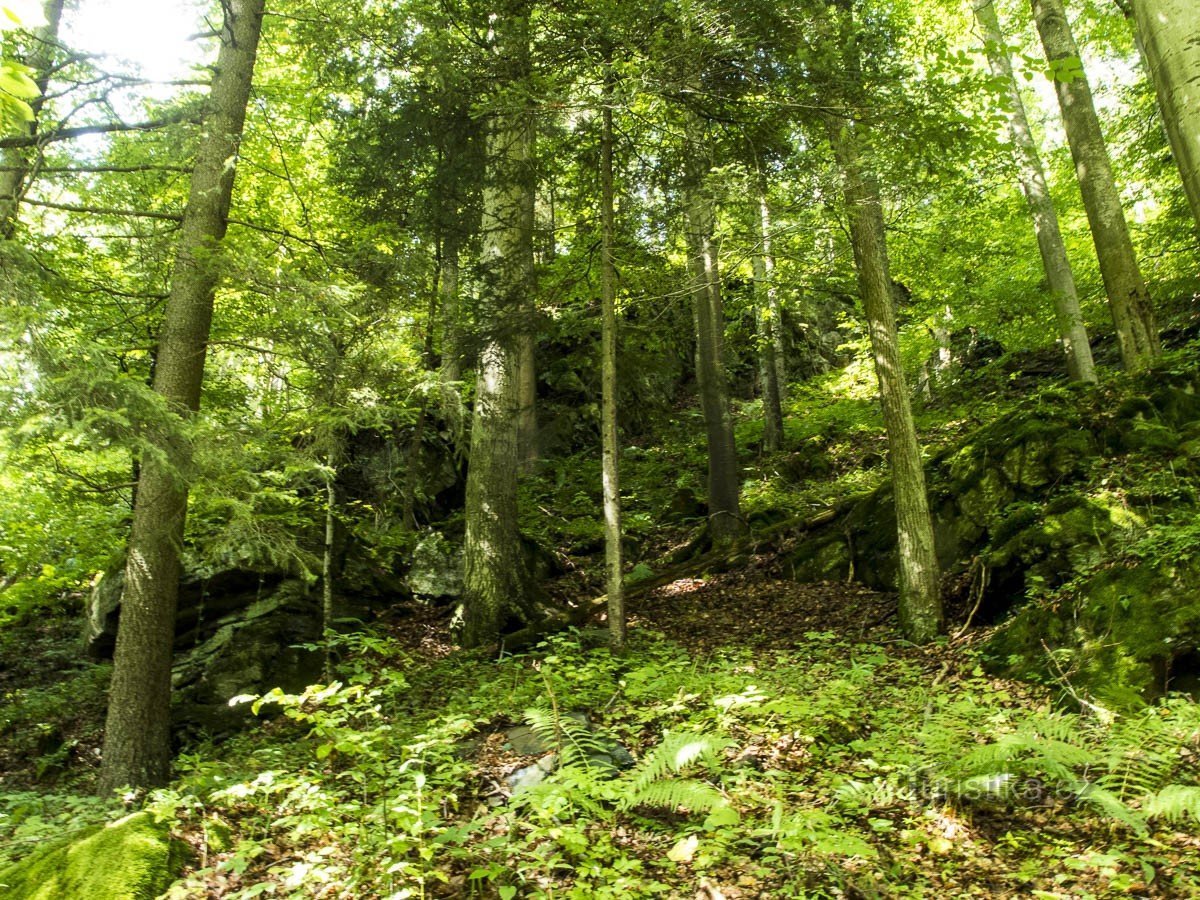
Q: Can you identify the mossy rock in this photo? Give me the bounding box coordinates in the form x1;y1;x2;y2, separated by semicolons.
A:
1149;385;1200;429
985;559;1200;708
0;811;188;899
1114;421;1182;455
789;534;851;583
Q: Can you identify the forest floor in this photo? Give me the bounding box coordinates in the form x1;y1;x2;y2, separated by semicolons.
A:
3;536;1200;898
148;556;1200;899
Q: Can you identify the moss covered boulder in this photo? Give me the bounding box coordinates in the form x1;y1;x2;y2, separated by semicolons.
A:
0;811;188;899
985;557;1200;708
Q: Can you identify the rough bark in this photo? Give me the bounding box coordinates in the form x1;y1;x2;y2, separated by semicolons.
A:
1031;0;1158;372
600;60;625;650
683;121;745;546
1129;0;1200;233
754;186;786;449
827;116;943;644
0;0;64;238
460;0;537;649
974;0;1097;382
99;0;266;792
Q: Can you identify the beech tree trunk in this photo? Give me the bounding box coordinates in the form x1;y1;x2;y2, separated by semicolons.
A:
683;120;744;546
99;0;266;792
600;60;625;649
827;116;943;644
1129;0;1200;233
1031;0;1159;373
461;0;537;649
754;185;786;450
0;0;64;238
974;0;1096;382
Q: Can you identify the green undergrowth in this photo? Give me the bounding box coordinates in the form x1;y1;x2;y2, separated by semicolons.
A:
7;627;1197;898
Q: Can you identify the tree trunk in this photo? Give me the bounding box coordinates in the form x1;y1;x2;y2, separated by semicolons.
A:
518;328;538;470
0;0;64;238
1030;0;1158;372
974;0;1097;382
600;58;626;650
1129;0;1200;234
827;116;943;644
683;121;744;546
461;0;537;649
439;231;466;447
322;468;337;678
754;185;786;450
98;0;266;792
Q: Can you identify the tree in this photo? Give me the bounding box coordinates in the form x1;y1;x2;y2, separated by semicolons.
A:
0;0;63;237
599;51;625;650
1030;0;1158;372
821;0;942;643
683;113;745;546
99;0;267;792
973;0;1095;382
460;0;539;648
753;177;786;449
1127;0;1200;233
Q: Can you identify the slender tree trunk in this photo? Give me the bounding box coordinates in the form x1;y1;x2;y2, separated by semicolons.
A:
439;231;466;447
1129;0;1200;233
322;467;337;678
974;0;1097;382
518;328;538;470
827;116;943;643
754;184;786;450
461;0;537;649
600;58;625;650
1031;0;1158;372
683;121;744;546
0;0;64;238
98;0;266;792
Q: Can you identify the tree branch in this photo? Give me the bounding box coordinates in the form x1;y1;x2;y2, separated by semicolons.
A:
0;114;198;150
20;197;182;221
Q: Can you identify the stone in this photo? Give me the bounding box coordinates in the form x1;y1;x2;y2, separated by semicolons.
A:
406;531;463;598
0;811;188;900
170;581;323;737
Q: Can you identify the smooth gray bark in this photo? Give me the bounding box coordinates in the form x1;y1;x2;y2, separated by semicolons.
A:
974;0;1096;382
100;0;266;792
1130;0;1200;233
600;62;625;649
754;187;786;449
1031;0;1159;372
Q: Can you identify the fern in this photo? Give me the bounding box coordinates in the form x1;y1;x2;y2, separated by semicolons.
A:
1143;785;1200;824
620;779;727;815
622;731;729;798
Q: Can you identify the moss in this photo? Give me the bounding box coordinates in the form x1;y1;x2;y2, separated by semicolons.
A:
986;560;1200;708
0;811;187;900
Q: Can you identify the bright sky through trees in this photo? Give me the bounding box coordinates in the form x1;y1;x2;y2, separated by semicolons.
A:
65;0;205;84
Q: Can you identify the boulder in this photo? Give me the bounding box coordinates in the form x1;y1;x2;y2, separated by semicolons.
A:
171;581;323;737
84;568;284;660
406;531;463;599
0;811;188;900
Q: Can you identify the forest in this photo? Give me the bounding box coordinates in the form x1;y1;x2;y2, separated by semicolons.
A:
1;0;1199;895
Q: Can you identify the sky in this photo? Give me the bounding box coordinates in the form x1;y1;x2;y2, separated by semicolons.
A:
61;0;207;85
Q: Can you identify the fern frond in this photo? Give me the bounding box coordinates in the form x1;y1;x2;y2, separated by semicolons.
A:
1144;785;1200;824
624;732;730;797
621;778;726;814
